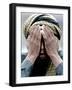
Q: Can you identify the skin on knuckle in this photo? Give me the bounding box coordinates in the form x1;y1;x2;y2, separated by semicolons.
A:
35;41;40;47
45;42;48;47
37;35;41;40
30;39;34;44
33;40;36;46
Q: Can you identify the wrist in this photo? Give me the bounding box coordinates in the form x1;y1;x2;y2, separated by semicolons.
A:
26;54;37;64
47;51;58;57
49;52;58;58
49;52;63;68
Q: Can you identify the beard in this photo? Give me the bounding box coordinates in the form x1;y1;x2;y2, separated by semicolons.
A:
30;36;52;77
30;53;52;77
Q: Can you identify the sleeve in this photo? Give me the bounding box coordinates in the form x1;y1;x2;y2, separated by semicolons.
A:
56;63;63;75
21;58;33;77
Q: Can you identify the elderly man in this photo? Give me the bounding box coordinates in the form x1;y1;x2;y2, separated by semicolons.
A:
21;14;63;77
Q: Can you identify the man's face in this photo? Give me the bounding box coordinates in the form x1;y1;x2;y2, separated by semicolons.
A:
29;21;51;58
27;21;59;59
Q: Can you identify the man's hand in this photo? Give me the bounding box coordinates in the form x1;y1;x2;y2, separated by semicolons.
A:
26;25;41;64
41;25;62;67
41;25;59;56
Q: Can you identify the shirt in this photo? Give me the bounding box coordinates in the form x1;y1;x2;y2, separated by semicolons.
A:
21;58;63;77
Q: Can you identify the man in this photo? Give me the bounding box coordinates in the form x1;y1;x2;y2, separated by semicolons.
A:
21;14;63;77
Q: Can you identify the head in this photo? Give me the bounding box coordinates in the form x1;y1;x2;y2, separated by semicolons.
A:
23;14;62;58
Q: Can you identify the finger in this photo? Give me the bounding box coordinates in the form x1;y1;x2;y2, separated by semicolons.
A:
40;30;47;40
44;25;54;39
43;25;49;39
29;24;37;35
27;35;31;41
31;26;41;45
29;25;38;41
39;30;41;41
32;25;39;40
46;26;55;40
37;29;41;43
36;26;41;41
